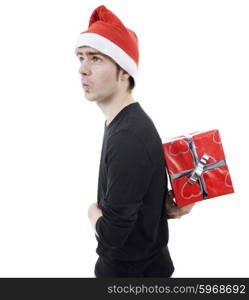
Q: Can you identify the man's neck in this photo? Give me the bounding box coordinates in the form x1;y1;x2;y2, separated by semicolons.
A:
97;92;135;127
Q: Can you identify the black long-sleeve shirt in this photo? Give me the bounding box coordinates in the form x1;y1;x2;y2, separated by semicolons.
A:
95;102;171;262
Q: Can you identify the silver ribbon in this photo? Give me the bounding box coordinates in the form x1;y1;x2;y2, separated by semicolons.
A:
169;137;227;199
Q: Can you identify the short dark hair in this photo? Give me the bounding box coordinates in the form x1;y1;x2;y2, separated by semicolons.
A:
115;63;135;92
128;76;135;92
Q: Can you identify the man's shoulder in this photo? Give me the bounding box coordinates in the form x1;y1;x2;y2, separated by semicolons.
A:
107;110;164;167
111;106;160;141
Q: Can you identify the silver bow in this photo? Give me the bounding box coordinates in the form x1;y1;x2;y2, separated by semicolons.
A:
188;153;211;184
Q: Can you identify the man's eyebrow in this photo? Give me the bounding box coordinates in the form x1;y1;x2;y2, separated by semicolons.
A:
76;51;103;57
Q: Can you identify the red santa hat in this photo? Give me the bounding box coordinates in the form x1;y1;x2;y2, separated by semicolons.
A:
75;5;139;85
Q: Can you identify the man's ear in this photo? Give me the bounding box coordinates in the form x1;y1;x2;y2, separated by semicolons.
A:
116;64;129;81
122;73;130;81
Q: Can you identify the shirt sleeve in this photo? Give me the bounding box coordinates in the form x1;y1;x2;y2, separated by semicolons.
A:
96;129;153;249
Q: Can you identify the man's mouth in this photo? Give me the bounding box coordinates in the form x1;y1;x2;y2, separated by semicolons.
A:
82;83;91;90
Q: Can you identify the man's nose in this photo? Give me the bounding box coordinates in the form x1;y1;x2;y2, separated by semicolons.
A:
79;60;92;76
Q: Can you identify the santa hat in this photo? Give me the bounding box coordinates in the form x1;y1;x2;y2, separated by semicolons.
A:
75;5;139;85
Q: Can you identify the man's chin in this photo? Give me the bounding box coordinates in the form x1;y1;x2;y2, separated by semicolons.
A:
84;92;97;102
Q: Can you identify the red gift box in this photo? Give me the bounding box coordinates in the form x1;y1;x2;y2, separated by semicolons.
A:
162;129;234;207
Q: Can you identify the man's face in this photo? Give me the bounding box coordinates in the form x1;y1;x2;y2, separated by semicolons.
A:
76;46;121;102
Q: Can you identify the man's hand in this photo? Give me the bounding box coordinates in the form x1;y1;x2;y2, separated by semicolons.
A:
165;190;195;219
88;203;103;236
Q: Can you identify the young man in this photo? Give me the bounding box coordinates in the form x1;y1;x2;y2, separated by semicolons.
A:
75;5;194;277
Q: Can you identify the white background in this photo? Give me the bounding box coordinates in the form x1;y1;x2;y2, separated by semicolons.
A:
0;0;248;277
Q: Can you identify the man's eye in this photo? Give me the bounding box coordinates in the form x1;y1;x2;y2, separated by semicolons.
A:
92;56;101;62
78;56;101;62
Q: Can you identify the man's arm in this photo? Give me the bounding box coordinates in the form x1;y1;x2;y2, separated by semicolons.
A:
93;130;153;248
88;203;103;237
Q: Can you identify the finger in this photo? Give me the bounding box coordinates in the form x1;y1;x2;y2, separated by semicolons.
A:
166;207;182;218
169;190;175;199
167;213;182;219
166;213;181;219
182;204;195;215
165;199;176;211
183;203;195;213
166;193;176;206
185;203;195;208
165;200;176;210
171;206;192;217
